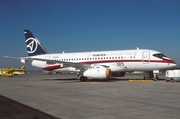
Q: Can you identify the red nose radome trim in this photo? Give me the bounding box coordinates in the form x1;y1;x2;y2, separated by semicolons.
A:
106;68;111;79
150;59;176;64
162;59;176;64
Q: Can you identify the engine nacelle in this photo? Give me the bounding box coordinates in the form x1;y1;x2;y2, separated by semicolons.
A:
83;68;111;79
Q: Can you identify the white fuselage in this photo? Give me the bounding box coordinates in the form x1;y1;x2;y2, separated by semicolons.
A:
21;49;176;72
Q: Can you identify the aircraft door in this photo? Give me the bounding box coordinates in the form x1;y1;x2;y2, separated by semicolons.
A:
142;51;150;64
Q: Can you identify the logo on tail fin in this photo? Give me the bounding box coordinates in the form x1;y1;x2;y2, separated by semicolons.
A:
24;30;48;56
26;38;38;53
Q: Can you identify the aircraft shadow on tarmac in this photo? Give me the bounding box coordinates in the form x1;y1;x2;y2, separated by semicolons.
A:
43;78;79;83
42;76;166;83
42;77;132;83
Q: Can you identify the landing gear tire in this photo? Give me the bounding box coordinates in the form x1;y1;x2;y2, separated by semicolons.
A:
170;78;174;83
80;76;88;82
153;74;159;81
153;77;159;81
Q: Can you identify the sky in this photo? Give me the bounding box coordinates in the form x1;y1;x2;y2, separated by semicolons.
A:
0;0;180;69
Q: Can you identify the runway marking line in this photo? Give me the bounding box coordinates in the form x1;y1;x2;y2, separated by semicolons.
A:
129;80;152;82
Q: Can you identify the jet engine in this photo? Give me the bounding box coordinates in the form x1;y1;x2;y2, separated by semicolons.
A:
83;67;111;79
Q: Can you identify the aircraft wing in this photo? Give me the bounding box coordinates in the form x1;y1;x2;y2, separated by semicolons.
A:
28;57;90;67
4;56;90;68
4;56;111;72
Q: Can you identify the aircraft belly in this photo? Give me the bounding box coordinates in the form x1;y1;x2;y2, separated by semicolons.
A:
128;62;171;71
105;62;168;72
52;67;79;72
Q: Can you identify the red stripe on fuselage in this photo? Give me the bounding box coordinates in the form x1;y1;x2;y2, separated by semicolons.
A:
42;59;176;70
79;59;176;64
150;59;176;64
43;65;61;70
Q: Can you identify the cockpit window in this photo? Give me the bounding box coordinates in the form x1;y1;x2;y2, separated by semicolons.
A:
153;53;167;59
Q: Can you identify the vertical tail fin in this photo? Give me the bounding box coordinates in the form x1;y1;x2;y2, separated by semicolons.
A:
24;30;48;56
20;66;25;71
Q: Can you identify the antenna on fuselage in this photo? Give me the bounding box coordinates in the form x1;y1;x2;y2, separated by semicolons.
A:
136;47;139;50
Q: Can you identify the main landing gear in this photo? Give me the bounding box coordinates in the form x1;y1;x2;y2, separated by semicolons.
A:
80;76;88;82
77;71;88;82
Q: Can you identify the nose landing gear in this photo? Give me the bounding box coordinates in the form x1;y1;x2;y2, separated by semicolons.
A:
153;73;159;81
144;71;159;81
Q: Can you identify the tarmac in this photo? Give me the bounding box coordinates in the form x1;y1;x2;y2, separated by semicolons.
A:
0;74;180;119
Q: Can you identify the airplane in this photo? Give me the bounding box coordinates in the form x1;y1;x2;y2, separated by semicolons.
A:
0;66;25;77
4;30;177;81
11;66;25;75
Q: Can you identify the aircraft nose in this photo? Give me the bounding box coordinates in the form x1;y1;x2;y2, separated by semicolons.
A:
171;63;177;67
169;60;177;67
